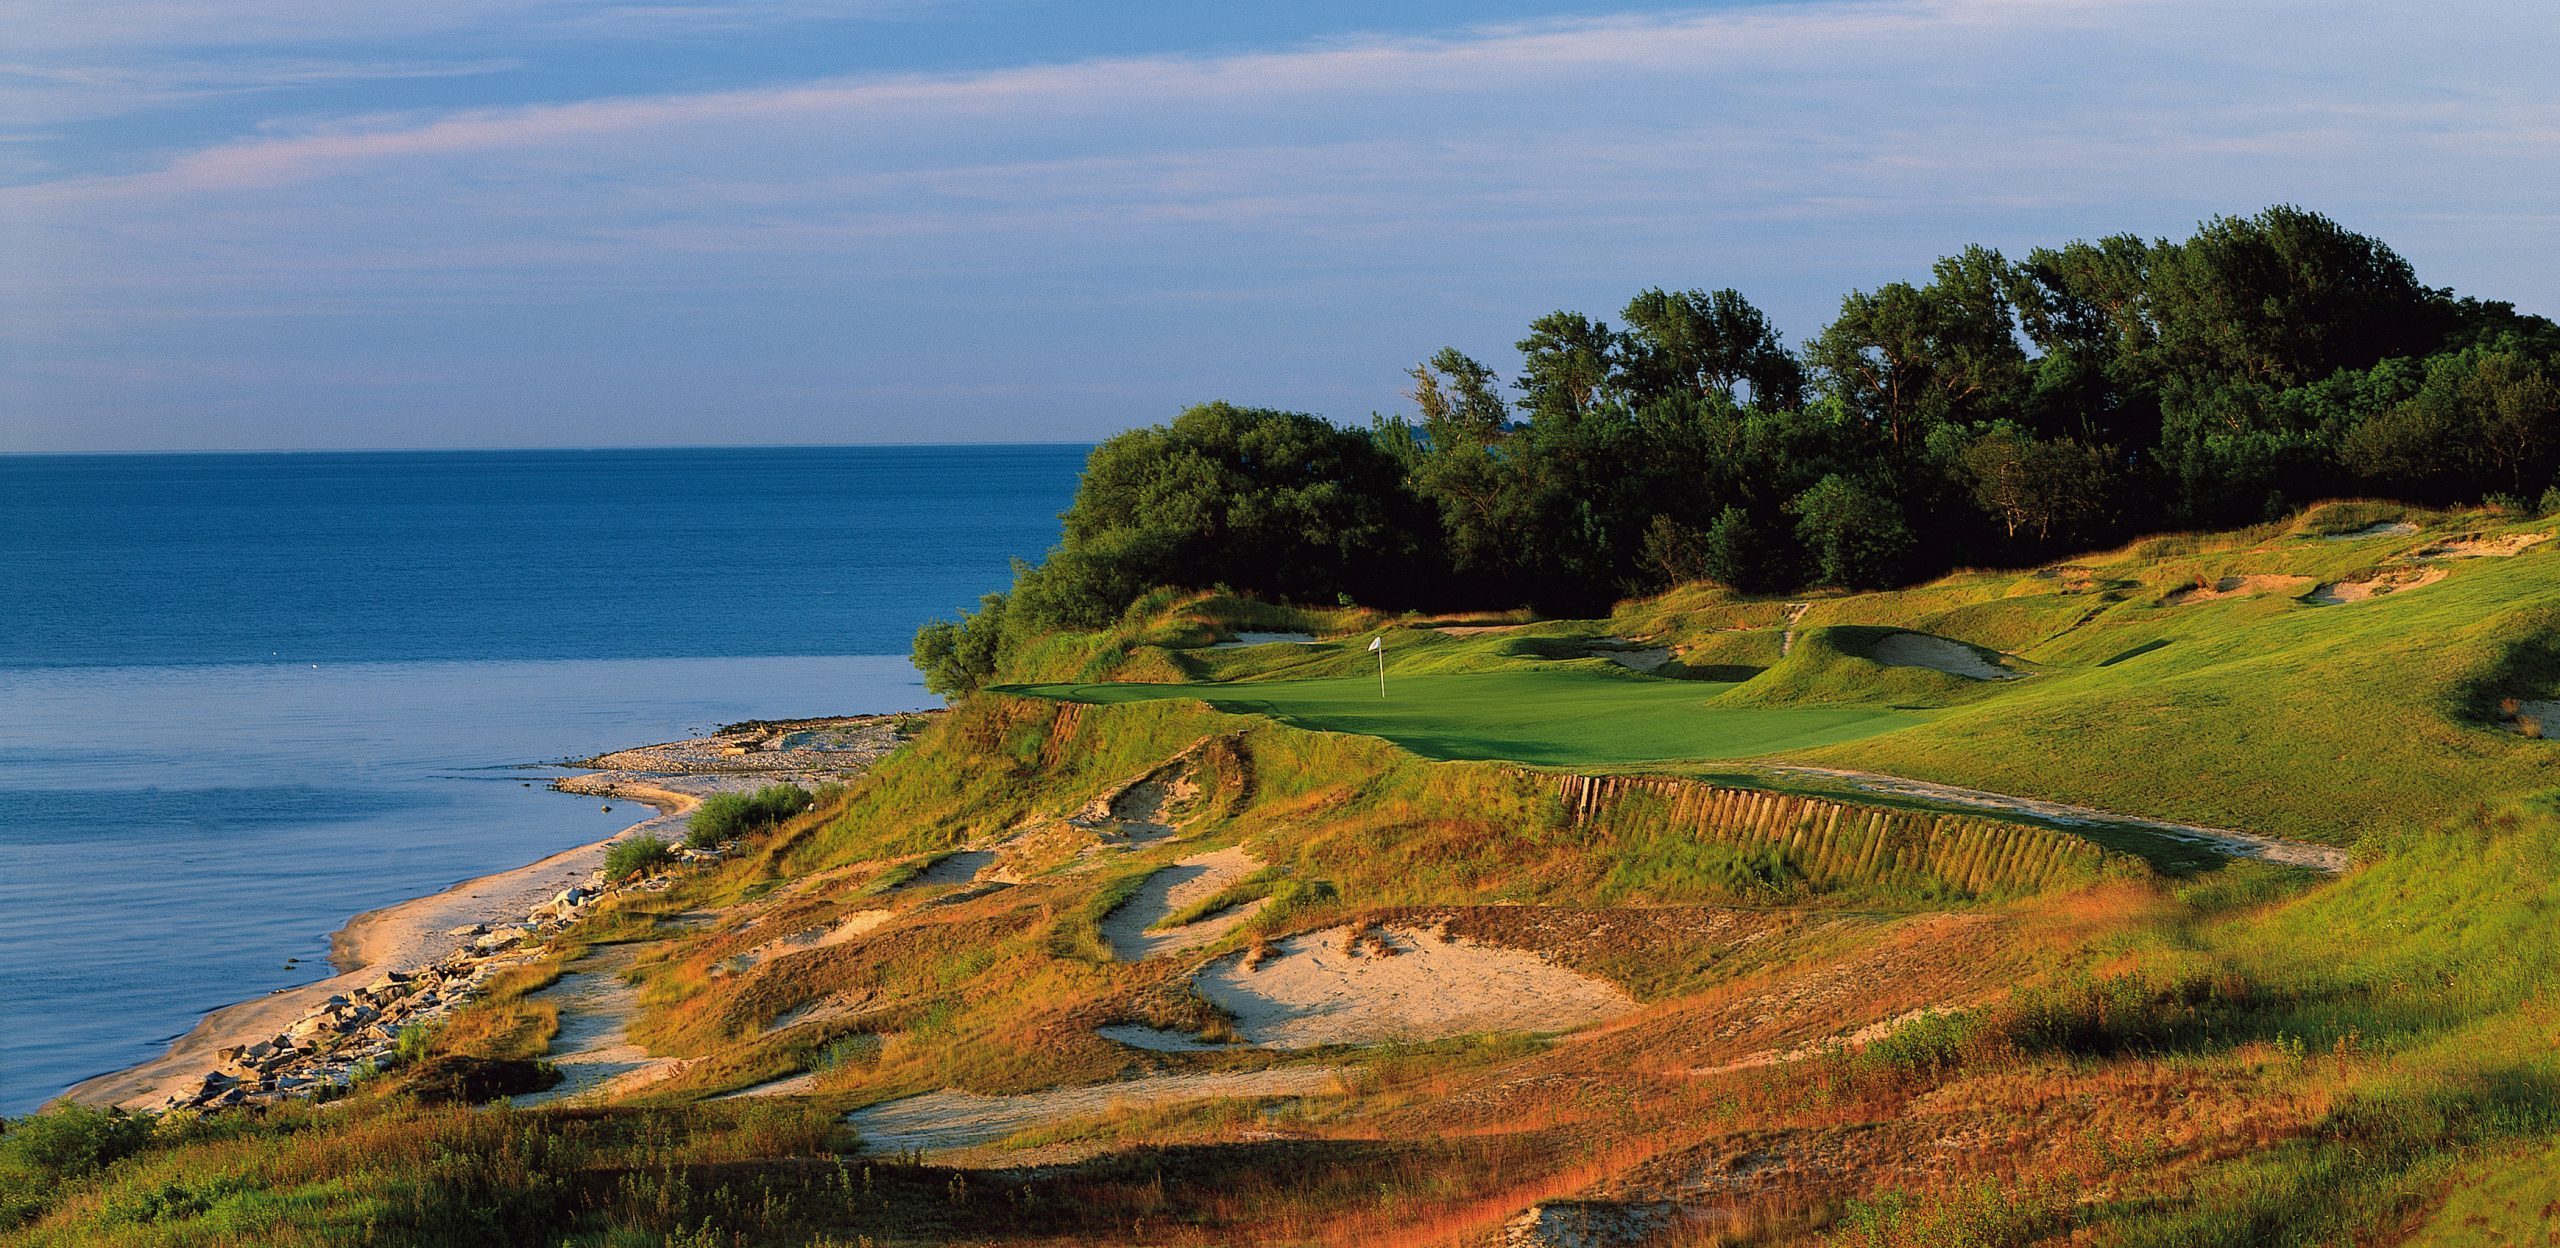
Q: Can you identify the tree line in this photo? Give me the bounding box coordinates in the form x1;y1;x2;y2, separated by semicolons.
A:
918;206;2560;693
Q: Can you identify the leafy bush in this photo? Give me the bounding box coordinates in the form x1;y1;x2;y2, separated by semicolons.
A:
686;784;814;849
1;1104;153;1181
400;1056;559;1106
603;834;672;880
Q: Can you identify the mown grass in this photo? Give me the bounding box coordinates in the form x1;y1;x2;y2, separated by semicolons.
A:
999;670;1924;767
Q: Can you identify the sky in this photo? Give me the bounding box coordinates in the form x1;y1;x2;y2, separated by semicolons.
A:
3;0;2556;452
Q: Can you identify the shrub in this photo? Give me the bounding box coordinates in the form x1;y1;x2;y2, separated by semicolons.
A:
686;784;814;849
1;1104;153;1182
603;834;673;880
401;1056;559;1106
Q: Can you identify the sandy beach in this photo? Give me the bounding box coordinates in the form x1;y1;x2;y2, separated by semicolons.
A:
60;714;913;1112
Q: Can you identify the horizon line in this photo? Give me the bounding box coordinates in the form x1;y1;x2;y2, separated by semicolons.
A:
0;440;1104;458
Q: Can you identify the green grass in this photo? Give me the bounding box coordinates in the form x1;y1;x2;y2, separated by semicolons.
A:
996;670;1923;767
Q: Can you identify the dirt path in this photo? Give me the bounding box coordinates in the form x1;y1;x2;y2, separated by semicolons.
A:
1769;766;2351;873
1102;846;1266;961
1778;603;1813;656
516;943;679;1105
847;1068;1345;1158
1193;921;1637;1047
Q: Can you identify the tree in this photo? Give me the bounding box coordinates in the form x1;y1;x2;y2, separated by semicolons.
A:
1617;287;1802;409
912;590;1008;696
1956;426;2112;545
1514;312;1619;422
1042;403;1426;619
2148;205;2445;398
1806;247;2030;450
1786;476;1913;589
1407;348;1509;446
1698;505;1795;591
2343;350;2560;499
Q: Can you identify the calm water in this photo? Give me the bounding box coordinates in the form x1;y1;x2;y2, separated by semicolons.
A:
0;446;1086;1112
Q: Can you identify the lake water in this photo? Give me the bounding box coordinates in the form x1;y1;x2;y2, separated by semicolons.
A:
0;445;1086;1113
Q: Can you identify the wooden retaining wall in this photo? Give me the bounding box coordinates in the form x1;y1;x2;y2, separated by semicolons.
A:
1547;773;2112;897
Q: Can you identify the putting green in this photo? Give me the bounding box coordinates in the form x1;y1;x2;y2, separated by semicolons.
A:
998;670;1924;767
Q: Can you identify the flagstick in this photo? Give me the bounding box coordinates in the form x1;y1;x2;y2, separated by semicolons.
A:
1377;644;1386;698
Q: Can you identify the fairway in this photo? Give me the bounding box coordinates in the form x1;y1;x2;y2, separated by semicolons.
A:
998;670;1924;767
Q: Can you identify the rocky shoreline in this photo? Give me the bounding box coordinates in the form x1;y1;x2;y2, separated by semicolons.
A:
66;713;922;1114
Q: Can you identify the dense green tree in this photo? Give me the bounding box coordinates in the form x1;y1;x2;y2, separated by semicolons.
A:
1618;287;1803;409
1806;247;2030;451
1514;312;1619;422
1955;426;2113;546
1786;475;1913;589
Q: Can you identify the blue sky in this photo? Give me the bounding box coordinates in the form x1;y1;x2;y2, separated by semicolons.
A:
4;0;2556;452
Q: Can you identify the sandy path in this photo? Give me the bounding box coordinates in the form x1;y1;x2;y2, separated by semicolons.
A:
1101;847;1266;961
516;943;678;1106
1778;603;1813;656
1769;766;2351;873
1194;923;1636;1048
847;1068;1345;1157
1869;633;2013;681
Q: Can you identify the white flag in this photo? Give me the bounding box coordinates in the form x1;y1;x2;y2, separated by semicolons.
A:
1367;636;1382;652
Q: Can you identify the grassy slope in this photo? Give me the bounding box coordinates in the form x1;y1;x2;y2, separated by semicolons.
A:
1009;508;2560;847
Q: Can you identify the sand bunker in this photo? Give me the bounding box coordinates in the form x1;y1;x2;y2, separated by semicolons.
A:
1193;922;1636;1048
2161;575;2314;606
2416;532;2550;559
1595;641;1674;673
2308;566;2447;604
1869;632;2014;681
847;1069;1345;1156
1102;846;1267;961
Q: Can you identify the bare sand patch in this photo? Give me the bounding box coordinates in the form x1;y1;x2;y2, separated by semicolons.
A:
2319;520;2420;542
1102;846;1267;961
721;909;895;976
2416;531;2550;559
2161;574;2314;606
2497;698;2560;738
2309;565;2447;604
1097;1023;1238;1052
847;1068;1346;1158
1868;632;2014;681
1194;922;1637;1048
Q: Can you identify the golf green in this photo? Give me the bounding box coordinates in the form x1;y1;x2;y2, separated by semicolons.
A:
998;670;1924;767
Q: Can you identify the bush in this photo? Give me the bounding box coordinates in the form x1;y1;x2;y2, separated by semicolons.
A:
685;784;814;849
1;1104;153;1182
401;1056;559;1106
603;834;672;880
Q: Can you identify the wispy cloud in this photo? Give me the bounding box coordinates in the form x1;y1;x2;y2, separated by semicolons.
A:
5;0;2556;450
